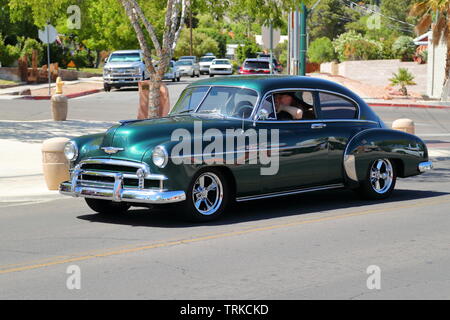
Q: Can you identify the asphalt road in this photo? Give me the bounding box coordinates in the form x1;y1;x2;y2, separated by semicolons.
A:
0;76;450;299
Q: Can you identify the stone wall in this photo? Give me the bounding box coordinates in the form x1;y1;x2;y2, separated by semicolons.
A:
0;67;21;82
320;59;427;95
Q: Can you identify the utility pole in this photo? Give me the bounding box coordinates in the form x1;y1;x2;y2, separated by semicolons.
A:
299;3;308;76
189;1;193;56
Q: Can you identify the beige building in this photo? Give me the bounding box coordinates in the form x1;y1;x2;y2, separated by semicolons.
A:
423;31;449;100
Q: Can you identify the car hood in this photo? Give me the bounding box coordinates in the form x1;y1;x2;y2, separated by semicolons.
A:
97;115;242;163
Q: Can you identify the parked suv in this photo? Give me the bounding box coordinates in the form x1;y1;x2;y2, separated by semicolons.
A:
103;50;148;91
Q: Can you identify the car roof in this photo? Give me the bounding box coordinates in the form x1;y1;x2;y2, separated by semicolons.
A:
111;50;142;54
244;58;270;62
188;75;369;110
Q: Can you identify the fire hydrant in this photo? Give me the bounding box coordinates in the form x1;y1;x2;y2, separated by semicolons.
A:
51;77;68;121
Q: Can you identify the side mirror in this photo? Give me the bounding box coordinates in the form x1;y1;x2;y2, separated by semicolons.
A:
257;108;270;121
104;58;108;63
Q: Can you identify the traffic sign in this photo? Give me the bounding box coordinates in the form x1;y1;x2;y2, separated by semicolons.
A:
261;26;280;50
38;24;58;44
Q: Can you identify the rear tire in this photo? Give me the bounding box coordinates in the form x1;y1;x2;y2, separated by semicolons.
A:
85;198;130;215
104;83;111;92
356;158;396;200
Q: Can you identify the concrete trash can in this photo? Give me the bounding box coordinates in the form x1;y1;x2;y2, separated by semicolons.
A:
51;94;68;121
392;118;415;134
42;137;70;190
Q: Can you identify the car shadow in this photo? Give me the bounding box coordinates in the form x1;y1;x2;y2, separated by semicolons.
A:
77;188;449;229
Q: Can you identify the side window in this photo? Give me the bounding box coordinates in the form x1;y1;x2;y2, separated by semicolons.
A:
318;92;358;119
259;95;276;120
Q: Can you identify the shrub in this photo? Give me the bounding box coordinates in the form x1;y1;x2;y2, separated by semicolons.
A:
392;36;416;61
19;38;44;64
71;50;95;70
333;30;383;61
308;37;335;64
0;36;21;66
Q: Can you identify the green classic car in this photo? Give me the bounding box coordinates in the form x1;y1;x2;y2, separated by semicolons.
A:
60;75;433;221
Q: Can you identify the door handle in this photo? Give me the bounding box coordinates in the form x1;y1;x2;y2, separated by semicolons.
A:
311;123;327;129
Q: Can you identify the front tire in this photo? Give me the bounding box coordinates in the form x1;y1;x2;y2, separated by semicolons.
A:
85;198;130;215
357;158;396;200
104;83;111;92
180;169;230;222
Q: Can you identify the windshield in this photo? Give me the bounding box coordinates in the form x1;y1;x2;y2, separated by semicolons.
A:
176;60;193;66
170;87;209;114
200;57;215;62
212;60;230;65
196;86;258;119
171;86;258;119
108;53;141;62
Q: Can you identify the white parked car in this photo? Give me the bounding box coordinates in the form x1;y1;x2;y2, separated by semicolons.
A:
209;59;233;77
175;59;200;78
199;55;216;75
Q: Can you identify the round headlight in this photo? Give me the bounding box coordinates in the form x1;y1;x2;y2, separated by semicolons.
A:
64;141;78;161
152;145;168;168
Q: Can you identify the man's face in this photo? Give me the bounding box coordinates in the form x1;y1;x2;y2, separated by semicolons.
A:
279;94;293;106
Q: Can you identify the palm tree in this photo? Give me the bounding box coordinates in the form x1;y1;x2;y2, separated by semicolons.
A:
410;1;450;98
389;68;416;96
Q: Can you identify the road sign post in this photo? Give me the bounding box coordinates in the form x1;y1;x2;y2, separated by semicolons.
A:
38;24;57;95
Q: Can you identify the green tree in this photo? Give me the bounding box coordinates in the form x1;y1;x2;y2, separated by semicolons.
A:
308;37;335;63
236;40;260;63
174;29;219;58
392;36;416;61
389;68;416;96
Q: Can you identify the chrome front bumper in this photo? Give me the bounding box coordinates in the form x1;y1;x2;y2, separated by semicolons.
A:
59;158;186;204
60;181;186;204
418;161;433;172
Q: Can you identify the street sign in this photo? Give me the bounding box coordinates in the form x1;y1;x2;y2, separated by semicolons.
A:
38;24;58;95
38;24;57;44
261;26;280;50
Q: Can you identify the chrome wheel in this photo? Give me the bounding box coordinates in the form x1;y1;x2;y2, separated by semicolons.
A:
370;159;394;194
192;172;223;215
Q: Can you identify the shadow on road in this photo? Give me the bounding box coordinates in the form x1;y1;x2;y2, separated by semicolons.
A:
77;188;449;229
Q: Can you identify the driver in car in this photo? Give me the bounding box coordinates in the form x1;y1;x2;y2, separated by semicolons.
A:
274;93;303;120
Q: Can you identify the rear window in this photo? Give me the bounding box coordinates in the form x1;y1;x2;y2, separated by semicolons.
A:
318;92;357;119
244;61;269;69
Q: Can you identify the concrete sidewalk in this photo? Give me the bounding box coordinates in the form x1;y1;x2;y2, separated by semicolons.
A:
0;77;103;100
0;119;115;203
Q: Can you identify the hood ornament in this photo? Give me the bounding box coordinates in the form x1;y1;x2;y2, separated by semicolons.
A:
101;147;124;154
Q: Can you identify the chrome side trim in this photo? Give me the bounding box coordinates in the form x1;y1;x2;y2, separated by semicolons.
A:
418;161;433;172
236;184;345;202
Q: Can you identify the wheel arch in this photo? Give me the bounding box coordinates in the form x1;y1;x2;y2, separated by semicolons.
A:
343;128;427;185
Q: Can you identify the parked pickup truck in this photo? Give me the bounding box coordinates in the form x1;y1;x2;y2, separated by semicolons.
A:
103;50;148;92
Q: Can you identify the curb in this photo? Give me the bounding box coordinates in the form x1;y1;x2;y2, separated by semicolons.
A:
368;102;450;109
20;88;103;100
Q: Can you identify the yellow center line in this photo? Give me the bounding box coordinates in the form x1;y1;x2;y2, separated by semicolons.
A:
1;196;450;275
